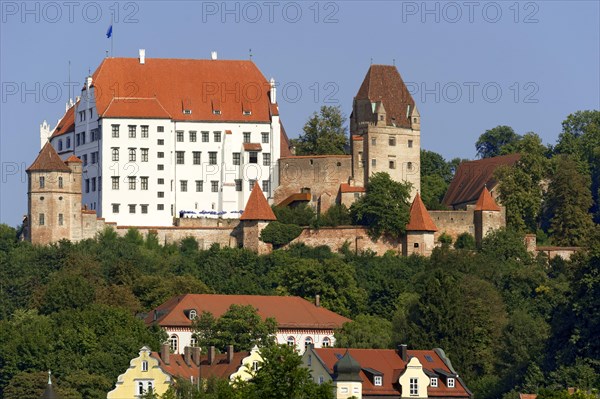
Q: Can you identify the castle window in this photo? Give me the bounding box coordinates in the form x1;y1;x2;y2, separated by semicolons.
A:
141;125;149;138
209;152;217;165
211;181;219;192
140;177;149;190
262;180;270;194
233;152;241;165
389;160;396;169
169;334;178;352
322;337;331;347
408;162;413;170
447;378;455;388
157;164;164;171
176;131;184;142
214;131;221;142
180;180;188;192
85;179;90;193
157;204;164;211
129;148;136;162
141;149;149;162
243;132;251;143
375;376;383;386
58;214;63;226
112;204;120;213
372;159;377;167
263;153;271;166
408;140;413;148
262;132;269;143
414;243;419;248
202;131;209;142
39;176;45;188
128;176;136;190
112;148;119;161
430;377;438;388
112;177;119;190
157;126;164;133
66;137;71;148
141;204;148;214
389;136;396;146
413;117;418;123
111;125;119;138
196;180;204;192
158;192;164;198
142;360;148;372
58;140;63;151
158;152;164;159
371;137;377;145
193;152;201;165
409;378;418;395
249;179;256;191
235;179;242;192
189;131;197;142
158;178;164;185
157;139;164;146
304;337;313;349
128;125;136;138
39;213;45;226
287;337;295;347
176;151;185;165
129;204;136;214
249;152;258;164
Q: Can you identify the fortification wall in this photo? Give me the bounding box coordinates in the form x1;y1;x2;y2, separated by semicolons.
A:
114;225;240;248
288;226;402;255
429;210;476;241
275;156;353;212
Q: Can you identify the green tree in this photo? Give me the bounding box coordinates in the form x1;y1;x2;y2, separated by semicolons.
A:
260;222;303;247
350;172;411;239
272;204;316;226
334;314;393;349
476;126;521;158
193;305;277;352
544;156;594;246
319;204;352;227
454;232;476;250
292;106;348;156
242;344;334;399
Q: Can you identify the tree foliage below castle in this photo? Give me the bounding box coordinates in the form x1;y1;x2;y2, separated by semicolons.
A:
292;105;348;156
259;221;303;247
350;172;411;239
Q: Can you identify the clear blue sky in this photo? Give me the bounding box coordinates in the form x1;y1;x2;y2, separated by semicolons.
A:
1;1;599;227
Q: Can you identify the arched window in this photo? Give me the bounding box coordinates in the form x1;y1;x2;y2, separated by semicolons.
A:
190;336;198;347
189;309;197;320
287;336;295;347
58;177;63;189
322;337;331;347
148;381;153;391
304;337;313;349
58;140;63;151
141;360;148;372
169;334;178;353
138;382;144;395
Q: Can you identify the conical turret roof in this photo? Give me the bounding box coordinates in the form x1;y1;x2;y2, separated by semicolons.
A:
27;142;71;172
406;193;437;232
474;187;501;211
240;183;277;221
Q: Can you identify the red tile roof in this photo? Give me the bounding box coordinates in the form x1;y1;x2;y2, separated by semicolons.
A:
102;97;171;119
240;183;277;221
340;183;366;193
65;155;82;163
442;154;520;208
27;142;72;172
352;135;363;141
50;103;77;138
474;187;501;211
243;143;262;151
406;193;437;232
145;294;350;329
355;65;416;129
151;351;249;380
313;348;470;398
91;58;274;122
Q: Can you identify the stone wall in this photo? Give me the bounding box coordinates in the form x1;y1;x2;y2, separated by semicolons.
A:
288;226;402;255
114;225;240;248
274;156;353;212
429;209;476;242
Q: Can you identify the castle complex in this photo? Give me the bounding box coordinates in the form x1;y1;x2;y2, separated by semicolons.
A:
25;53;506;255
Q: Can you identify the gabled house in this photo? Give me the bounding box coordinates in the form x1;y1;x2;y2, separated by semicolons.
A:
145;294;351;354
302;345;472;399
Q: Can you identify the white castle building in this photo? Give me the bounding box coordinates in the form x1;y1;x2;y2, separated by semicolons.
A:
41;51;289;226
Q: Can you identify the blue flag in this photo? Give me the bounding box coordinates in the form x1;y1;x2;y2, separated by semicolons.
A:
106;25;113;39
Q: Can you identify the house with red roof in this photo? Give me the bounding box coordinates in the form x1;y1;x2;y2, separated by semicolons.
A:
145;294;350;354
303;345;472;399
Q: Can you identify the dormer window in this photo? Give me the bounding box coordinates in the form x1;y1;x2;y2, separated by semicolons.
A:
430;377;438;387
243;110;252;116
183;109;192;115
447;378;455;388
188;309;197;320
213;110;221;115
374;376;383;386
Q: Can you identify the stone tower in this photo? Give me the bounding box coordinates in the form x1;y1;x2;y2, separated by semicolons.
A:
240;183;277;254
26;143;83;245
403;193;438;256
332;350;363;399
474;186;503;248
350;65;420;199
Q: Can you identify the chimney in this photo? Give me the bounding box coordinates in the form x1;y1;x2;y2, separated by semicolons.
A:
139;49;146;64
160;343;170;365
208;346;216;365
315;295;321;307
398;344;408;362
184;346;192;366
192;346;201;366
227;345;234;364
270;77;276;104
211;51;218;60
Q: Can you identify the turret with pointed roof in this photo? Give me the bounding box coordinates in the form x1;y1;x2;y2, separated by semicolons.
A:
404;193;437;256
474;186;504;248
406;193;438;232
474;186;501;212
241;183;276;254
